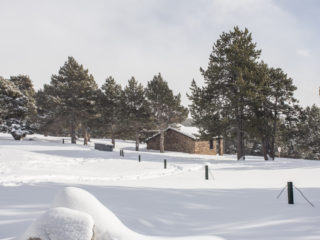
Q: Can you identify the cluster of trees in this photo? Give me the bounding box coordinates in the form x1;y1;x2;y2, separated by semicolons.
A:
1;26;319;159
1;57;188;152
188;26;320;160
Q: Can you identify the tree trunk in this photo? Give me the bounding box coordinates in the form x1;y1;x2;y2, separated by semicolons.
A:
236;116;245;160
111;128;115;147
263;137;273;160
262;138;268;160
71;111;76;144
270;119;276;160
270;106;278;161
160;129;165;153
135;131;139;151
235;95;245;160
84;128;88;145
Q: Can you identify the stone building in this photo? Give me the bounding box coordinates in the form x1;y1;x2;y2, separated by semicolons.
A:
145;126;223;155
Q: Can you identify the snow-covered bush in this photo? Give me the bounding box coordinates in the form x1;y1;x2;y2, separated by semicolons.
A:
52;187;127;240
19;207;95;240
1;119;34;140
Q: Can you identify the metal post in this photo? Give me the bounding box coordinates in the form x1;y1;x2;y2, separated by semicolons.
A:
287;182;294;204
122;150;124;157
62;138;64;144
164;159;167;169
139;155;141;162
205;165;209;180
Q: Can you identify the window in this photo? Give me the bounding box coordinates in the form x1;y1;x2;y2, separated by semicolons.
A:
209;139;213;149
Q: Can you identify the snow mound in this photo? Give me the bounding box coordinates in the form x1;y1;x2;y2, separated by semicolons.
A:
19;207;94;240
52;187;224;240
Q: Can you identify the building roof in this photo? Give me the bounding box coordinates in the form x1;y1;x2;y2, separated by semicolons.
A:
145;124;200;142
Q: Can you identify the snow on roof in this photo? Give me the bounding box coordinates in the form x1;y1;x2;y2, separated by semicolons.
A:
178;124;200;139
145;124;200;142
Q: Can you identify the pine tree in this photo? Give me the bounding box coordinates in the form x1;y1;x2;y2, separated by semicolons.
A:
190;26;261;160
267;67;297;159
39;56;98;143
146;73;188;153
99;76;123;147
295;105;320;159
188;79;229;139
249;64;298;160
36;88;68;136
122;77;150;151
249;62;273;159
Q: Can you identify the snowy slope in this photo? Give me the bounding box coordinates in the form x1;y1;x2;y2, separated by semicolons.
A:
51;187;223;240
1;133;320;240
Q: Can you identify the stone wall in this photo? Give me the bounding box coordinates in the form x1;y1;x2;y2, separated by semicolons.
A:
146;134;161;150
195;140;217;155
146;129;195;153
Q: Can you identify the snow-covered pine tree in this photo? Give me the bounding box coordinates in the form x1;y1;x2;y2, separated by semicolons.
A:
0;76;35;140
10;75;37;119
146;73;188;153
122;77;151;151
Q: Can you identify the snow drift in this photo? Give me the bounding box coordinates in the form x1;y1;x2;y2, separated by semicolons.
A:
52;187;224;240
19;207;95;240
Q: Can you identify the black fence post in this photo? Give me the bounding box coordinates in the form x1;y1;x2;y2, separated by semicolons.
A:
62;138;64;144
287;181;294;204
164;159;167;169
122;150;124;157
205;165;209;180
139;155;141;162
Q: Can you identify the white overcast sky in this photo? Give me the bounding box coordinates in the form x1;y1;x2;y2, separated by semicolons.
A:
0;0;319;107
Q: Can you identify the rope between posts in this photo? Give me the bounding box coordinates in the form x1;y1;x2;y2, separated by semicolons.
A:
209;169;215;180
276;184;315;207
276;185;287;199
294;186;315;207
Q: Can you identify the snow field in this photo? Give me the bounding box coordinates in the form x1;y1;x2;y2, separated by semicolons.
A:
50;187;224;240
0;134;202;187
0;133;320;240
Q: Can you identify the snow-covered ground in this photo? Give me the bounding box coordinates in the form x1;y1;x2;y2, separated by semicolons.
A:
0;133;320;240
